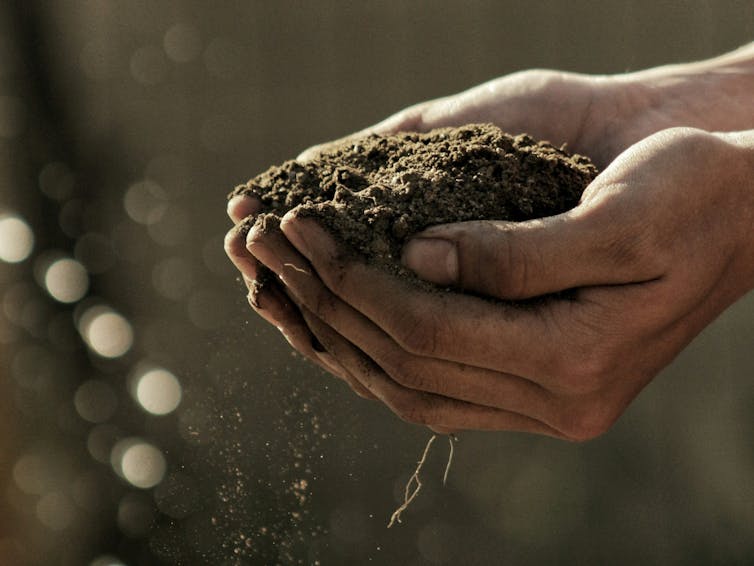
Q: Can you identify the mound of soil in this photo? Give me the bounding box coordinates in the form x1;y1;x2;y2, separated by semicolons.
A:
229;123;597;289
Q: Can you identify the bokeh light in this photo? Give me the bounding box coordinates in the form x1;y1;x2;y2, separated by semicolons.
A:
87;424;121;464
36;492;76;531
117;492;156;537
163;24;202;63
134;367;182;416
0;214;34;263
130;45;168;86
38;161;75;201
146;205;189;246
123;180;168;225
78;305;134;358
44;258;89;303
111;439;167;489
74;380;118;423
151;257;192;300
13;452;57;495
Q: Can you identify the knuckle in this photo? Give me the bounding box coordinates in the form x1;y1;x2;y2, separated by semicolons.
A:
555;349;611;396
316;253;350;297
307;284;337;320
385;356;432;392
392;311;439;356
599;219;666;279
484;225;535;299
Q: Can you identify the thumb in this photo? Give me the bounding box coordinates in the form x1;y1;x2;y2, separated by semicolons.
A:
401;207;656;300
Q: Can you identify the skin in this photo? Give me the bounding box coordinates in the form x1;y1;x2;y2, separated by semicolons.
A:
226;44;754;440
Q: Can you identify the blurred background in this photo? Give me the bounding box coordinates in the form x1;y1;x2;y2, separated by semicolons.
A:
0;1;753;565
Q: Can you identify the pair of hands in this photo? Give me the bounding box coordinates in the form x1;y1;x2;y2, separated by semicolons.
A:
226;69;754;440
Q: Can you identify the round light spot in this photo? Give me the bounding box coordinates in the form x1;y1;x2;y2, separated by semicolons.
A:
130;45;167;85
147;205;189;246
117;492;156;537
0;214;34;263
111;439;166;489
59;199;85;238
74;380;118;423
36;492;75;531
13;453;55;495
79;306;133;358
135;368;182;416
152;257;192;300
44;258;89;303
123;180;167;225
87;424;121;464
38;162;75;201
164;24;201;63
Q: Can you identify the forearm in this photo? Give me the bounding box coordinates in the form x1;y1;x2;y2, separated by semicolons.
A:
622;42;754;133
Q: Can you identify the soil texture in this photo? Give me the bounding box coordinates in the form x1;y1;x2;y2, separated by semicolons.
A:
230;123;597;288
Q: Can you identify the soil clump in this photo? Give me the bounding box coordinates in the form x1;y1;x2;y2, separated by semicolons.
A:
230;123;597;288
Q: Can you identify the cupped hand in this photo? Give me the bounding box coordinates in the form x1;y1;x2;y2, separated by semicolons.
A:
225;69;650;352
248;127;754;439
225;69;614;401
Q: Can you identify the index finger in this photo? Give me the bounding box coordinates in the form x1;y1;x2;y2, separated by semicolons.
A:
280;214;565;382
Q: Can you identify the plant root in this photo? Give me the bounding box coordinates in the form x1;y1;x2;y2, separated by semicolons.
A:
387;433;457;528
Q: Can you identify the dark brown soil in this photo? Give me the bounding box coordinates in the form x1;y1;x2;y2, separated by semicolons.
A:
230;124;597;289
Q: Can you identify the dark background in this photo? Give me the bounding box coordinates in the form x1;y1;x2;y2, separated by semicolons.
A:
0;1;753;565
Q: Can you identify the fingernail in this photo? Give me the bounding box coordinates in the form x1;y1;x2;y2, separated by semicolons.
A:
401;238;458;285
246;226;284;275
280;213;311;258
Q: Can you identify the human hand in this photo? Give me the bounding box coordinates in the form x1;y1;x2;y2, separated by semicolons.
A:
246;127;754;439
227;55;751;325
225;68;667;383
226;69;611;402
226;48;754;432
